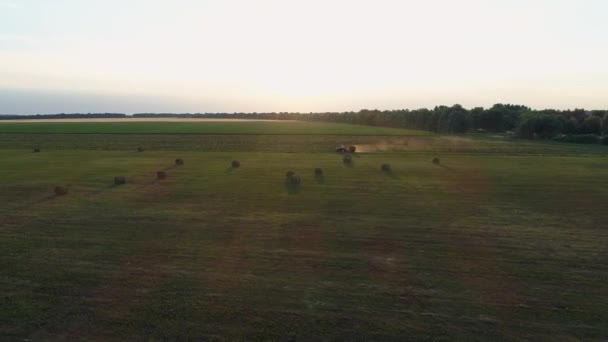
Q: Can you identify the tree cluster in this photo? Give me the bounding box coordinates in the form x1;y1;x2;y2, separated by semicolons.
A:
0;113;127;120
3;106;607;144
135;104;608;142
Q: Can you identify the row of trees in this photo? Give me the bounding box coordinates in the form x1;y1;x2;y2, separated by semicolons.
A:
135;104;608;140
516;110;608;139
0;113;127;120
4;106;608;142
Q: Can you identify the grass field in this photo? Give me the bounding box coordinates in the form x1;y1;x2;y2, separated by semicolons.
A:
0;120;428;136
2;133;608;155
1;121;608;340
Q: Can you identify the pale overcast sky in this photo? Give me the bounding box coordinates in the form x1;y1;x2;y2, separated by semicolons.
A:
1;0;607;114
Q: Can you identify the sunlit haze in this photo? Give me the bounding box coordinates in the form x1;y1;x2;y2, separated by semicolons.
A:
1;0;607;114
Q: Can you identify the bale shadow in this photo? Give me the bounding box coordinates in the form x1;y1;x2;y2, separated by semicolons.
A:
39;194;58;203
224;167;237;174
315;175;325;184
436;164;455;171
382;170;399;179
285;183;302;195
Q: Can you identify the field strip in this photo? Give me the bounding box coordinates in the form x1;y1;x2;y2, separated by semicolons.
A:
0;118;290;123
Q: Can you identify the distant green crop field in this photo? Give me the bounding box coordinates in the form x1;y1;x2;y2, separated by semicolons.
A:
0;120;429;135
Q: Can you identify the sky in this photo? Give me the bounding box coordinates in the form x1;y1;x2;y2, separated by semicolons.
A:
1;0;607;114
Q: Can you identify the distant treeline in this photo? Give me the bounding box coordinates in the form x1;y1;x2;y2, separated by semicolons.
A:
134;104;608;143
0;113;127;120
3;105;608;144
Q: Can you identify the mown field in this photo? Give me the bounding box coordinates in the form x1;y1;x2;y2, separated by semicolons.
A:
0;120;427;136
1;121;608;340
2;133;608;155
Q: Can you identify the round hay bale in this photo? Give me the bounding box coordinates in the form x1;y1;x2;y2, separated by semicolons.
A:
114;176;126;185
33;148;41;153
54;186;68;196
349;145;357;153
381;163;392;172
232;160;240;168
137;147;144;152
157;171;168;180
286;170;295;178
432;157;440;165
175;158;184;166
286;174;301;185
343;155;353;164
314;168;323;177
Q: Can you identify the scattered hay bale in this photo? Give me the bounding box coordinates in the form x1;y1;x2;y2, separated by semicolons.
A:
349;145;357;153
314;168;323;177
157;171;168;180
137;147;144;152
432;157;441;165
343;155;353;164
114;176;126;185
286;174;301;185
381;163;392;172
175;158;184;166
232;160;240;168
54;186;68;196
286;170;295;178
33;148;41;153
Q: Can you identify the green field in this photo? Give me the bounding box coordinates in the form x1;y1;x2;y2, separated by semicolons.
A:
2;132;608;155
0;120;428;136
1;121;608;340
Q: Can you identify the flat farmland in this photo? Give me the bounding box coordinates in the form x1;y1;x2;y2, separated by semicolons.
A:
0;120;428;135
1;121;608;340
2;133;607;155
